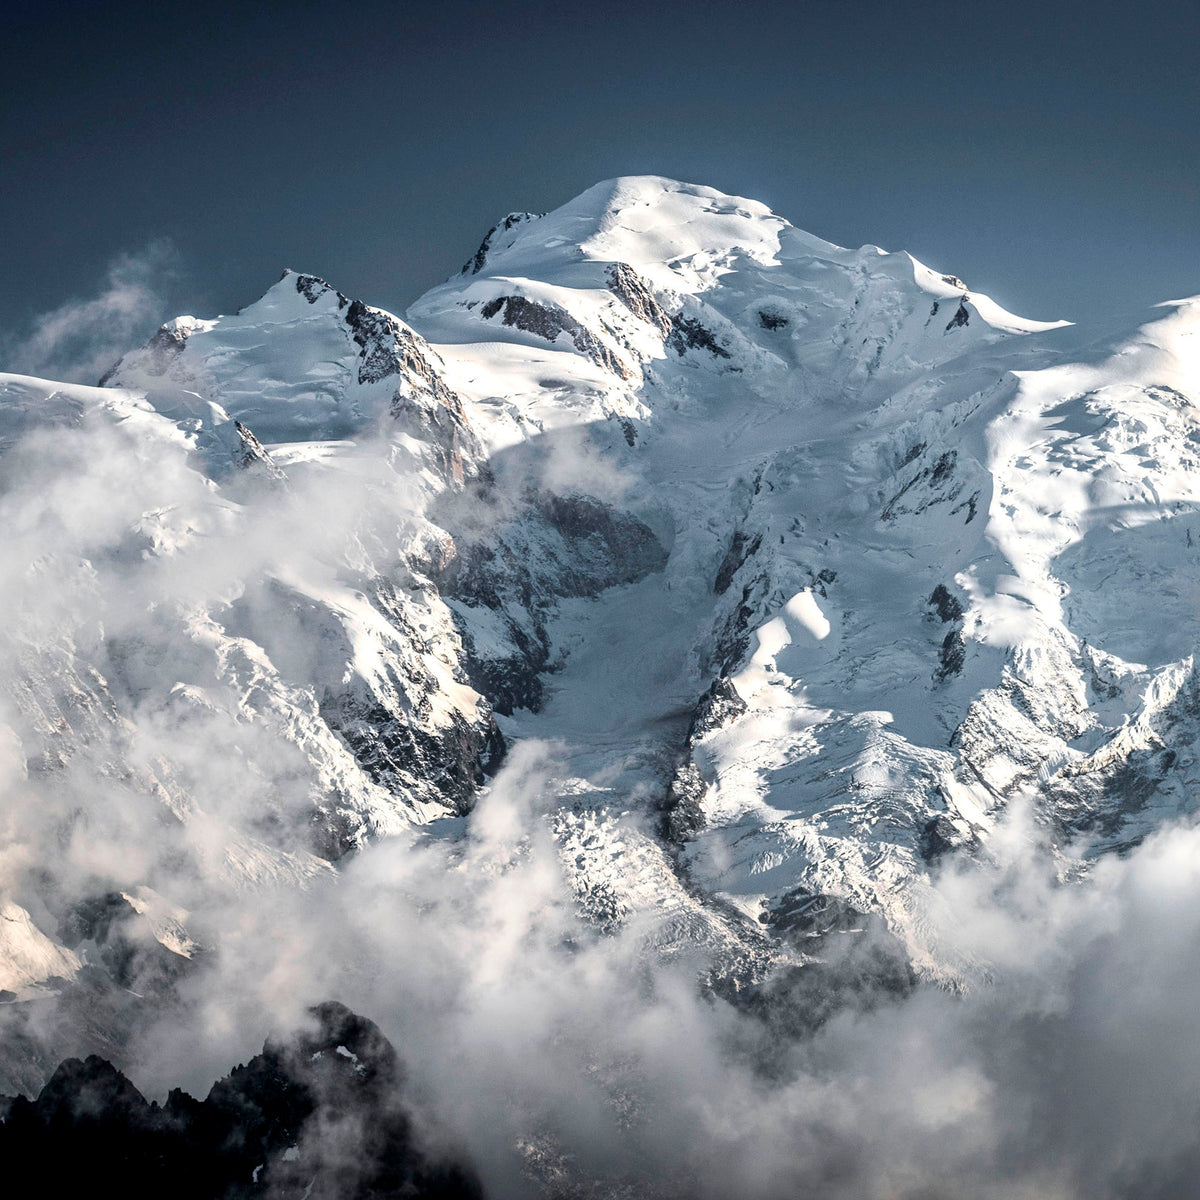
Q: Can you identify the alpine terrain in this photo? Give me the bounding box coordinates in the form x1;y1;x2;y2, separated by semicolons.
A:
3;177;1200;1198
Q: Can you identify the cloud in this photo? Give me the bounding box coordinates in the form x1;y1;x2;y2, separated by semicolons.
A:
125;755;1200;1200
0;241;178;384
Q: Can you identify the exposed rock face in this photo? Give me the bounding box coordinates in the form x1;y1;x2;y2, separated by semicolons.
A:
945;298;971;329
0;1002;482;1200
479;295;633;379
661;678;748;844
666;313;731;359
294;269;342;305
317;689;504;836
228;574;506;853
605;262;674;337
713;530;761;595
928;583;964;624
339;296;478;483
462;212;542;275
663;760;707;842
99;318;197;385
232;420;285;479
440;491;669;716
688;677;748;741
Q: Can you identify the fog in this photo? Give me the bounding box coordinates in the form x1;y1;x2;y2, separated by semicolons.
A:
140;754;1200;1200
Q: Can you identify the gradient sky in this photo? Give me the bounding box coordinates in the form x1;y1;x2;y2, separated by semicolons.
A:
4;0;1199;366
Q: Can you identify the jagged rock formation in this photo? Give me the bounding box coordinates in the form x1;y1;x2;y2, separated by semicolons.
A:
478;294;634;380
0;1002;481;1200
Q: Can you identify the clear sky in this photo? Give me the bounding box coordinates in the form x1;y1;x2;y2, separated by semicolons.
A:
4;0;1199;371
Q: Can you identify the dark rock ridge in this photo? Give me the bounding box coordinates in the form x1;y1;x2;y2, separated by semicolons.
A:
945;298;971;330
663;760;707;842
228;575;506;856
603;262;734;364
342;294;478;484
666;313;732;359
286;272;477;477
605;263;674;337
714;530;762;595
462;212;543;275
928;583;965;624
232;420;285;480
927;584;967;683
881;447;972;523
0;1002;482;1200
478;295;633;380
315;684;505;851
661;677;749;842
919;813;978;863
294;269;346;306
99;321;193;385
688;676;749;741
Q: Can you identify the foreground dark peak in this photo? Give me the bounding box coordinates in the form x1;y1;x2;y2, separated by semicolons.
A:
0;1003;481;1200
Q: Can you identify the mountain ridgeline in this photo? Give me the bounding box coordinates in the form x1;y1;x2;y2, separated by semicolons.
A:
3;176;1200;1196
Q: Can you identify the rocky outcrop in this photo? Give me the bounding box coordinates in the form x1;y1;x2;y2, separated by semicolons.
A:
666;313;731;359
0;1002;482;1200
98;319;196;385
232;420;285;480
713;530;761;594
341;297;478;483
689;677;748;741
945;298;971;330
462;212;542;275
440;492;669;715
605;263;673;337
478;295;633;380
660;678;748;843
663;760;707;842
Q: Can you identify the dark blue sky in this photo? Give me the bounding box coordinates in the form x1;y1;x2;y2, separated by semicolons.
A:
4;0;1199;361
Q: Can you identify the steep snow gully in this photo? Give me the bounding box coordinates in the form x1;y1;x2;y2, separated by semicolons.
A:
5;176;1200;1197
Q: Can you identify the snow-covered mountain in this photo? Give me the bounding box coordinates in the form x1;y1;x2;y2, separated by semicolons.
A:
4;175;1200;1195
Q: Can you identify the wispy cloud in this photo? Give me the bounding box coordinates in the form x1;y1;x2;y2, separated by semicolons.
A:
0;240;178;384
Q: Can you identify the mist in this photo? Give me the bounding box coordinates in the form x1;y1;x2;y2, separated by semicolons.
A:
131;750;1200;1200
0;241;177;385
